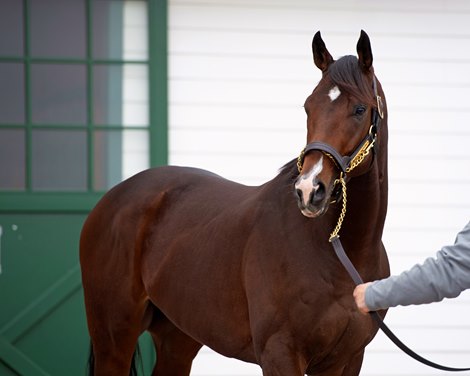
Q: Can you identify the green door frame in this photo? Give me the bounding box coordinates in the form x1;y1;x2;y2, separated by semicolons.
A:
149;0;168;172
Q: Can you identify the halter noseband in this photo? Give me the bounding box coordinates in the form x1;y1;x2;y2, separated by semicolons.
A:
297;76;384;175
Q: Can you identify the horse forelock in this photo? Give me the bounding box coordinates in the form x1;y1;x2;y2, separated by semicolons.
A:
327;55;376;107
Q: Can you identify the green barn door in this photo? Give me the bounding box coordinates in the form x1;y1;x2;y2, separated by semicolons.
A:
0;0;167;374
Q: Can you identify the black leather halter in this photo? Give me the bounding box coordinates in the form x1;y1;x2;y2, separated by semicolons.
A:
297;76;384;175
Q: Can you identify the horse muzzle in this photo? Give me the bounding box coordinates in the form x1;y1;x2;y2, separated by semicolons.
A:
294;163;334;218
295;186;328;218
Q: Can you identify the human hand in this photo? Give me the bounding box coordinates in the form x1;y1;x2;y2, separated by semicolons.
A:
353;282;373;314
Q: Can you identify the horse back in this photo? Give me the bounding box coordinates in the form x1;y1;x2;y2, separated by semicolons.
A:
80;165;254;262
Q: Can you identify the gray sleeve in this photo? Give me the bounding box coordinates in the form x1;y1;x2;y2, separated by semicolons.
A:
365;221;470;311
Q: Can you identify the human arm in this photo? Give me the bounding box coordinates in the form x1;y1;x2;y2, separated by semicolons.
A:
354;221;470;312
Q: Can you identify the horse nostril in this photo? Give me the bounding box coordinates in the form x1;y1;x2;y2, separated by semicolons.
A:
310;182;326;205
295;188;304;204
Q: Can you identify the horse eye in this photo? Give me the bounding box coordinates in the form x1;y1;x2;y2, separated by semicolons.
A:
354;105;367;116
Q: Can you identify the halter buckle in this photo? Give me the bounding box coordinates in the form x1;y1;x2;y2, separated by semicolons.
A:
376;95;384;119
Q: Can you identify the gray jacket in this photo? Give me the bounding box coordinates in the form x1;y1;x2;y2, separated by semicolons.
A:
365;221;470;311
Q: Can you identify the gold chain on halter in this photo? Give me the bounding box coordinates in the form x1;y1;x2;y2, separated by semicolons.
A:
297;149;305;173
328;139;374;241
329;173;347;241
328;127;376;240
346;127;376;174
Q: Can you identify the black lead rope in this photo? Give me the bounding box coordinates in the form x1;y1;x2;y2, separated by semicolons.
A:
330;236;470;372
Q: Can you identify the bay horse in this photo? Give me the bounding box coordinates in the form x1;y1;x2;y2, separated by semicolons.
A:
80;30;389;375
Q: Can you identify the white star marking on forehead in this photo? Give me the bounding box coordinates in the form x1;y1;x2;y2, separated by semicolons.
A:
328;86;341;102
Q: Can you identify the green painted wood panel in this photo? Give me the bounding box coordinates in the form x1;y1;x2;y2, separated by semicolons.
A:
0;214;155;375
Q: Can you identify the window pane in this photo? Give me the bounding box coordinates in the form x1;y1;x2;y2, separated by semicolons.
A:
122;129;149;179
30;0;86;58
93;64;148;126
0;0;24;56
93;130;122;190
32;130;87;191
0;63;25;124
93;0;148;60
0;129;25;190
94;129;148;190
93;65;123;125
31;64;87;125
92;0;124;60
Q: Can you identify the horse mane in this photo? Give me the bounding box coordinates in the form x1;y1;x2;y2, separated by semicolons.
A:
327;55;376;107
278;158;299;179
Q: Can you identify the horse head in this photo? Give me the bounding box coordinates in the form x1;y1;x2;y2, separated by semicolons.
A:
295;30;383;218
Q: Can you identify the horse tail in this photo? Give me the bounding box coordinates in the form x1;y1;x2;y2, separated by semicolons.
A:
86;341;142;376
87;342;95;376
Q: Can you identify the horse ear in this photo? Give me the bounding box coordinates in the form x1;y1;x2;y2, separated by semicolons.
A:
357;30;373;72
312;31;334;72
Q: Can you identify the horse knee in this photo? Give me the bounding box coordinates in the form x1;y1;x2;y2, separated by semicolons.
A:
257;336;306;376
91;346;139;376
88;330;142;376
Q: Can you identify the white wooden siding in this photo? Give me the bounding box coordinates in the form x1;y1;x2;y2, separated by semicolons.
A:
168;0;470;374
122;1;150;180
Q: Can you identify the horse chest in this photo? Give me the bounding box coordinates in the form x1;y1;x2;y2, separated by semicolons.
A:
247;270;374;366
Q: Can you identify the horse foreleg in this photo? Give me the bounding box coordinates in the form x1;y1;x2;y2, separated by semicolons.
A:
88;307;146;376
84;291;150;375
148;310;202;376
341;351;364;376
91;333;140;376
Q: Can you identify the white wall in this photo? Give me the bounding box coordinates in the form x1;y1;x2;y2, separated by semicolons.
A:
122;1;150;180
168;1;470;374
